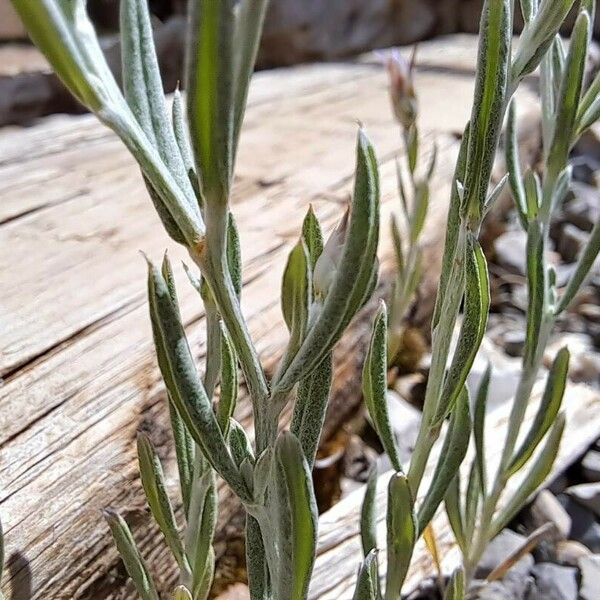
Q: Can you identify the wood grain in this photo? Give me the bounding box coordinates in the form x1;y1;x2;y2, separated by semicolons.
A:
0;37;538;598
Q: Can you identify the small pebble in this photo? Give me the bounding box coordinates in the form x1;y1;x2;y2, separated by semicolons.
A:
476;530;528;579
566;482;600;518
558;495;600;552
530;490;571;540
532;563;577;600
582;450;600;483
558;223;588;263
579;554;600;600
494;230;527;275
554;539;591;566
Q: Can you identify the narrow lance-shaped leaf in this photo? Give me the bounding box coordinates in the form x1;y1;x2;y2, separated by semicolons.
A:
363;303;402;472
418;387;472;533
137;433;190;575
385;473;416;600
444;474;467;554
162;256;195;514
505;101;528;229
186;0;236;204
463;461;480;540
184;466;217;600
491;413;566;538
104;509;160;600
272;129;380;394
523;221;545;368
172;88;197;188
173;586;193;600
147;262;250;502
511;0;577;83
433;237;490;425
576;70;600;136
556;219;600;314
216;322;238;437
473;363;491;497
360;467;378;557
443;568;465;600
246;515;271;600
273;432;318;600
546;11;590;176
410;182;429;244
290;354;333;469
232;0;269;156
120;0;196;205
463;0;511;224
507;347;569;476
302;205;324;270
229;420;255;469
227;212;243;298
352;550;380;600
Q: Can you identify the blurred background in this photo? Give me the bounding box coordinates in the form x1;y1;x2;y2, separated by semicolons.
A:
1;0;599;127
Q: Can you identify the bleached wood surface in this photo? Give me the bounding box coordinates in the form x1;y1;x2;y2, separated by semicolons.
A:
0;36;540;598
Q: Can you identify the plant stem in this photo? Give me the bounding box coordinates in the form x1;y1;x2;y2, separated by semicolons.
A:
191;200;272;452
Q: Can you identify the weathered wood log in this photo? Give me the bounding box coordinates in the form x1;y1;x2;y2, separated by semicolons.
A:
311;381;600;598
0;37;538;598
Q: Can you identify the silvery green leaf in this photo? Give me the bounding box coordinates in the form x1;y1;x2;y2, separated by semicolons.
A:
104;509;160;600
444;474;466;554
426;141;438;182
473;363;491;497
505;101;528;229
550;165;572;215
290;354;333;468
137;433;190;574
161;256;195;514
432;124;470;331
491;413;565;538
556;219;600;313
463;0;511;224
185;468;217;600
199;280;222;400
523;221;546;368
483;174;508;217
360;467;379;557
464;461;480;540
167;399;195;516
10;0;103;109
273;432;318;600
523;169;541;221
410;182;429;244
507;347;569;476
363;303;402;472
173;585;193;600
227;212;243;298
395;158;411;228
511;0;577;83
406;123;419;175
352;550;380;600
302;205;324;270
172;88;198;194
246;516;271;600
217;322;238;437
576;71;600;136
147;262;250;502
547;11;590;175
391;215;405;276
433;238;490;425
186;0;236;204
232;0;269;156
281;239;311;338
419;387;471;533
272;129;379;394
519;0;536;22
385;472;416;600
120;0;196;206
443;568;465;600
229;419;255;468
253;448;273;505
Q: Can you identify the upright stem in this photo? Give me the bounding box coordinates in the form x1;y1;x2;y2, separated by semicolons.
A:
191;199;271;452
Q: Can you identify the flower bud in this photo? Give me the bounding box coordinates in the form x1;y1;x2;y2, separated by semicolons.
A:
313;209;349;299
385;49;418;130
